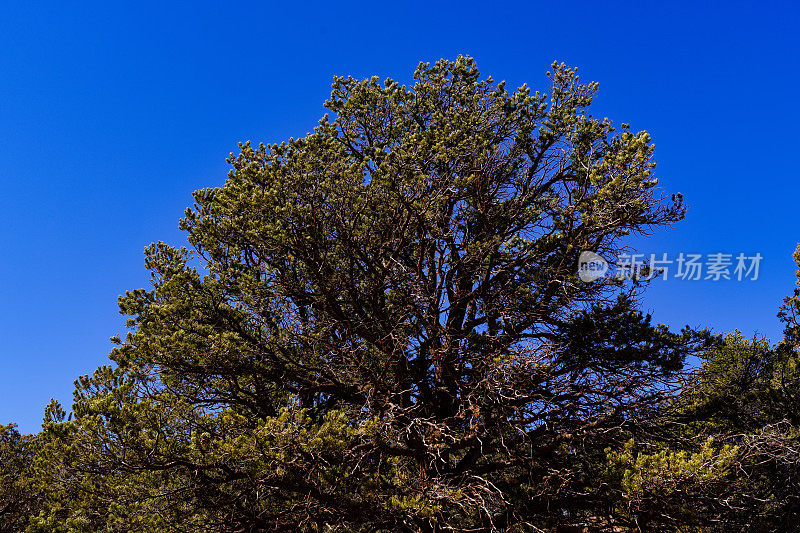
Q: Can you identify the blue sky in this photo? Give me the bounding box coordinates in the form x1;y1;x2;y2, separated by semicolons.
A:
1;1;798;433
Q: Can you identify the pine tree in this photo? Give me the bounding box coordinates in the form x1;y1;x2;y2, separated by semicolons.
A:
31;57;709;532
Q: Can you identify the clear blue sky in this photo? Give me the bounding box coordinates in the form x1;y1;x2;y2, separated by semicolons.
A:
1;1;798;433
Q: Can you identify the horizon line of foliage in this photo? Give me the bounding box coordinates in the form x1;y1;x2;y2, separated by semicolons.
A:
2;56;800;532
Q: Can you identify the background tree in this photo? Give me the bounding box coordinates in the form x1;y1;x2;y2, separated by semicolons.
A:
643;246;800;532
0;423;40;532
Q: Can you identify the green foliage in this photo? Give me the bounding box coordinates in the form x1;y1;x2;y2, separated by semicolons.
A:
604;438;739;529
0;423;40;532
607;437;739;498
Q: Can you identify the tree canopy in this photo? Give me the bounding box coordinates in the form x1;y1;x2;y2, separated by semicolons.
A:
4;56;800;532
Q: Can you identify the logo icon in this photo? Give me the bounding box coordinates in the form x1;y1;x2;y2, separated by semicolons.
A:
578;251;608;282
